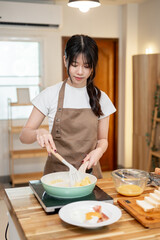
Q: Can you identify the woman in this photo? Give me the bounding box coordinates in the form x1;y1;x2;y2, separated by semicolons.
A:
20;34;116;179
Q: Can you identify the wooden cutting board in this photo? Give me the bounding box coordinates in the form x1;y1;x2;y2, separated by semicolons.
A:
118;196;160;228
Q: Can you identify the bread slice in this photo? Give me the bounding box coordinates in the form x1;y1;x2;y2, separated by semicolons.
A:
149;192;160;203
155;167;160;175
136;200;155;212
144;196;160;208
154;189;160;197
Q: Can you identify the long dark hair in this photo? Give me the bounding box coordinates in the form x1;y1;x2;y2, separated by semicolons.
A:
64;34;103;117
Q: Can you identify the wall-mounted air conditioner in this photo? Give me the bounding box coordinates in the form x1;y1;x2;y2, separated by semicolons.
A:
0;1;62;27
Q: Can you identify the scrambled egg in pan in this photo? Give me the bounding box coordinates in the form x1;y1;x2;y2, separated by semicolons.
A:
49;176;91;187
74;176;91;187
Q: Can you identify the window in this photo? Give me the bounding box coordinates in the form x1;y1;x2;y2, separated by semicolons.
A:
0;40;41;119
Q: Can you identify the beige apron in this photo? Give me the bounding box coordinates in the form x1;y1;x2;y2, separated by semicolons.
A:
44;79;103;179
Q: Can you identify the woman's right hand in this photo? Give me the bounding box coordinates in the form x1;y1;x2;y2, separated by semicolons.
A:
36;128;56;153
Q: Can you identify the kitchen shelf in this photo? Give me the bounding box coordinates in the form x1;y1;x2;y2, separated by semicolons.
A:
10;102;32;106
9;125;49;134
149;150;160;159
10;149;48;159
8;99;48;187
11;172;43;185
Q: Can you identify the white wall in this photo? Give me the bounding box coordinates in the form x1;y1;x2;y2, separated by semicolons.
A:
1;0;159;177
138;0;160;54
0;1;123;177
123;4;138;168
122;0;160;169
118;0;160;169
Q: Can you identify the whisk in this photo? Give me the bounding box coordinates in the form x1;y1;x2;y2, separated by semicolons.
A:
50;149;82;186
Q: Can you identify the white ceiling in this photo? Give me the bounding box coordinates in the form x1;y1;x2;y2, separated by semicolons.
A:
103;0;146;4
103;0;146;3
0;0;147;5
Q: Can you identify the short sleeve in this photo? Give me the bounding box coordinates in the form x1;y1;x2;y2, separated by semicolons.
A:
31;83;62;117
31;88;50;116
99;91;116;119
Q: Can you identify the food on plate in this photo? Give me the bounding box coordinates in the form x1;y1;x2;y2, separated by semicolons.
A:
85;205;109;223
155;167;160;175
74;176;91;187
71;205;109;224
117;184;143;196
86;211;101;220
136;189;160;212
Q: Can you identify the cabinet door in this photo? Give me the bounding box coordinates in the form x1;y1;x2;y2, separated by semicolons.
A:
133;54;160;170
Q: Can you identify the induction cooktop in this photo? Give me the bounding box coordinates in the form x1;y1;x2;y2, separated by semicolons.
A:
29;180;113;213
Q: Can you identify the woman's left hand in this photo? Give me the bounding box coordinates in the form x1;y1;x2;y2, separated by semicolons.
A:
82;147;103;169
82;117;109;170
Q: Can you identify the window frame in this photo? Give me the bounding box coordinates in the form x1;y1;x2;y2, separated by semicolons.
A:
0;37;44;120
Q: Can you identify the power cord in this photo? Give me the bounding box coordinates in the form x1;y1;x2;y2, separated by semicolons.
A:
5;222;9;240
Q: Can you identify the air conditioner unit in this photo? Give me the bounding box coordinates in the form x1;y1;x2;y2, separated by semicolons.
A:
0;1;62;27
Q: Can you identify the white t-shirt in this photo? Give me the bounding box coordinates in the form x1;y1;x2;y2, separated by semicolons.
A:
32;82;116;132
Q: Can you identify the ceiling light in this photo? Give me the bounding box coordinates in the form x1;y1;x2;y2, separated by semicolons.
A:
145;48;153;54
68;0;101;13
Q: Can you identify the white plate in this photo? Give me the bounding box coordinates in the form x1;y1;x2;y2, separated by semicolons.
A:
59;200;122;229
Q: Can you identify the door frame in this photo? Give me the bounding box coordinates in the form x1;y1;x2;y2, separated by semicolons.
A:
62;36;118;170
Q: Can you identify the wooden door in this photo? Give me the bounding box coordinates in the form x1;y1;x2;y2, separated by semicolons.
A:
62;37;118;171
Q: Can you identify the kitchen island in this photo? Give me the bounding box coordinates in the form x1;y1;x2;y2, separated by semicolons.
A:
2;178;160;240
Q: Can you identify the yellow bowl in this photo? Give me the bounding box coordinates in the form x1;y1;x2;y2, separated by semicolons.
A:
111;169;149;196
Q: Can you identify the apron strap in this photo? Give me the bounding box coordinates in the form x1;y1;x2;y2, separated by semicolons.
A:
54;79;67;138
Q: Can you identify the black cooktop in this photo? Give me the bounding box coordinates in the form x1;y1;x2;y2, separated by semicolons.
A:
29;180;113;213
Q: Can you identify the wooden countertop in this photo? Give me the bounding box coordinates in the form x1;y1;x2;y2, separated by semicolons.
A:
2;178;160;240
